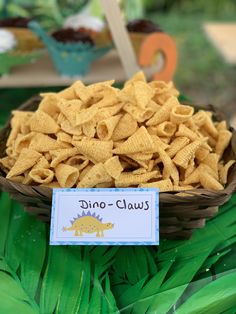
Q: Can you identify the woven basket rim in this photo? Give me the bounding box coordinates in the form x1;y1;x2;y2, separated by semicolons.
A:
0;95;236;204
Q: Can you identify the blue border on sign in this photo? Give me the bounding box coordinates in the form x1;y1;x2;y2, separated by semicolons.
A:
50;188;159;246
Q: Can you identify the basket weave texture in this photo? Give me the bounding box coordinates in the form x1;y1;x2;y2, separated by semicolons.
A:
1;96;236;239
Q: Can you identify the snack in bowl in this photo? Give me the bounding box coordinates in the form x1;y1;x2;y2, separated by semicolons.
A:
0;72;235;193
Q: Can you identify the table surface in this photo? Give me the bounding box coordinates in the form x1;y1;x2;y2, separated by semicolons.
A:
0;49;161;88
204;22;236;64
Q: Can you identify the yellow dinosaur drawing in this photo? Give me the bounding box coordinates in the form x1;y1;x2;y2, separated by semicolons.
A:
63;211;114;237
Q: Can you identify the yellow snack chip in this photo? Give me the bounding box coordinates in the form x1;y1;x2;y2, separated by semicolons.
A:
79;163;93;180
6;111;33;147
94;104;123;123
0;156;16;172
160;137;171;144
184;117;198;132
149;81;179;99
60;118;82;136
157;146;179;185
192;111;207;127
155;121;176;137
200;163;218;180
29;168;54;184
215;130;232;158
184;167;200;185
139;179;173;192
124;103;154;123
132;168;147;175
128;152;153;161
92;91;118;109
173;140;202;169
104;156;123;179
147;100;162;112
74;81;93;103
57;112;67;125
57;99;82;126
50;148;78;168
44;152;52;161
97;115;122;140
43;181;61;188
125;71;146;86
166;137;190;158
199;172;224;191
115;171;158;187
57;141;72;149
14;132;35;153
175;124;198;141
219;160;235;184
88;80;115;92
29;133;61;152
57;82;78;100
30;110;59;134
55;163;79;188
147;159;155;172
9;175;25;183
113;126;154;154
82;120;96;138
150;135;169;151
5;147;16;158
170;105;194;124
76;107;98;126
184;162;218;186
173;184;193;191
146;96;178;126
38;93;60;117
112;113;138;141
57;131;72;144
77;163;111;188
184;158;196;179
203;114;219;139
127;152;152;169
133;81;155;109
202;153;219;174
73;138;113;163
33;156;50;170
20;122;31;135
96;181;114;188
66;155;89;171
120;156;140;168
6;148;41;178
216;120;227;131
195;147;210;162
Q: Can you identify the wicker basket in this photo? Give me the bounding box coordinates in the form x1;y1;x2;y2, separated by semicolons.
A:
1;96;236;240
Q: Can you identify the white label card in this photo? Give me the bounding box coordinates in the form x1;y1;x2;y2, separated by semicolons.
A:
50;188;159;246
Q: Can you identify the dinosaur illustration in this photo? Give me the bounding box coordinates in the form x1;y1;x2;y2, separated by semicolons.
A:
63;211;114;237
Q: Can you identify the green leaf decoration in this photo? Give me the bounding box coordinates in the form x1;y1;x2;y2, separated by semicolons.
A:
0;271;38;314
102;275;119;314
39;246;67;313
175;271;236;314
0;192;11;255
0;187;235;314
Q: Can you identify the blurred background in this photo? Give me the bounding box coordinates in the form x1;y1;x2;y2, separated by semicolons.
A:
0;0;235;121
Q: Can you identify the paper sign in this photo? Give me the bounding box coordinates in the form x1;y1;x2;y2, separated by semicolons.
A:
50;188;159;246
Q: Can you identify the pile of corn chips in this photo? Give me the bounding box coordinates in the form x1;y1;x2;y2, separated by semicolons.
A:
0;72;235;192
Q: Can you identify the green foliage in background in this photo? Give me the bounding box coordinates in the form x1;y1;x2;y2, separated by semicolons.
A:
0;0;88;29
144;0;236;16
0;0;144;29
